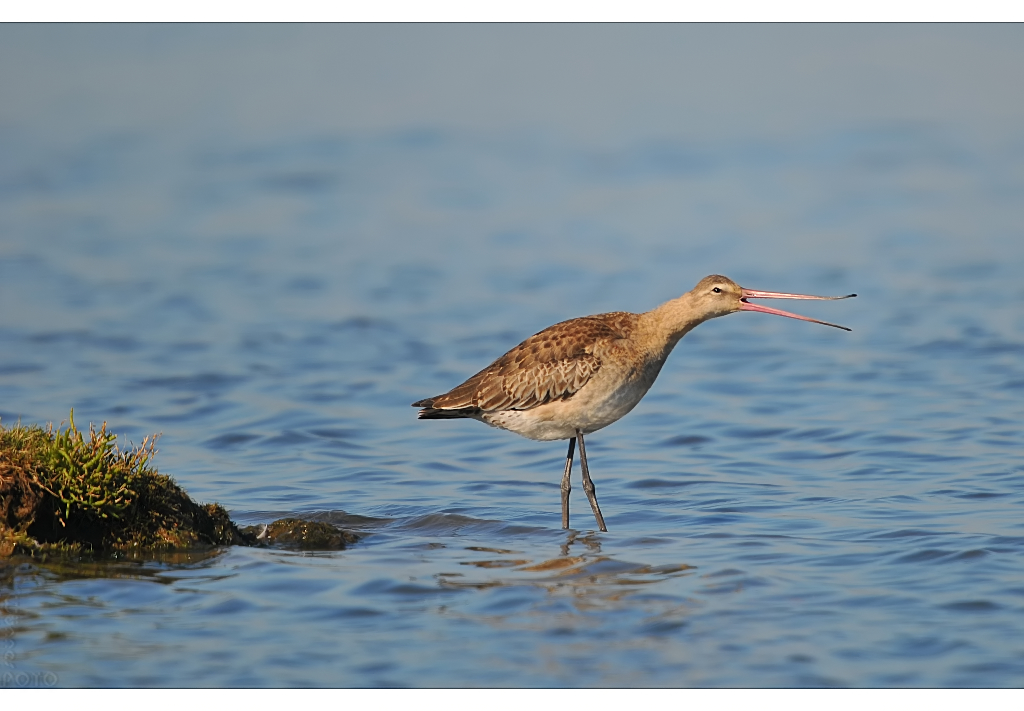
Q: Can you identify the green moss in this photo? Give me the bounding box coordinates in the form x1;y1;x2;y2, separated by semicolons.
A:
0;411;247;556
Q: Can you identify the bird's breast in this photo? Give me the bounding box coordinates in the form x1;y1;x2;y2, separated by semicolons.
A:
573;359;664;430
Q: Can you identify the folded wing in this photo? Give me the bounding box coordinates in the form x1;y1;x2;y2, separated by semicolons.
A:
414;316;628;416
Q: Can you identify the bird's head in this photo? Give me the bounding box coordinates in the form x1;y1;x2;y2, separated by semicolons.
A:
690;274;856;330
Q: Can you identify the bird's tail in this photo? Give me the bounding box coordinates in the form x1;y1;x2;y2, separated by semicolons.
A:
412;398;480;420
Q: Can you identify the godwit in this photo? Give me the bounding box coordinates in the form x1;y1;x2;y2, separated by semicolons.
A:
413;274;855;532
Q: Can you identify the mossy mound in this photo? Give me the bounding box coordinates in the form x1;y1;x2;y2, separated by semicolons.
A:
0;413;362;558
241;518;360;550
0;412;249;557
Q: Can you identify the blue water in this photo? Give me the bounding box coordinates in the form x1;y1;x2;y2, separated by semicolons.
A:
2;25;1024;687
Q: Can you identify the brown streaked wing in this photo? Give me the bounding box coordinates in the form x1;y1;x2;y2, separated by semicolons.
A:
428;314;634;412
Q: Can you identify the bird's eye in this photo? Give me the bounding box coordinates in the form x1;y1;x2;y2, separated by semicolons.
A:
712;287;721;294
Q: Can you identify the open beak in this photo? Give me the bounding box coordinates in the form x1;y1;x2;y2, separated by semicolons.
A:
740;288;857;331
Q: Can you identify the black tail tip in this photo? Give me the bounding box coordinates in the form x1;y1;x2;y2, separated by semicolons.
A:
417;407;478;420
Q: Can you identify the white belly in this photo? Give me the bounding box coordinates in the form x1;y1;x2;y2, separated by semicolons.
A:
478;362;663;441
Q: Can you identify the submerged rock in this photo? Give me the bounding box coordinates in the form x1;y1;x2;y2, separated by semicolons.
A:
242;518;359;550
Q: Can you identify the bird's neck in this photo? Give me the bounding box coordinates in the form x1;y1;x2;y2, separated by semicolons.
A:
638;292;706;355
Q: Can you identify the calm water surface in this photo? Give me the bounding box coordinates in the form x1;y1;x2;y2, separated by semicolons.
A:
2;27;1024;687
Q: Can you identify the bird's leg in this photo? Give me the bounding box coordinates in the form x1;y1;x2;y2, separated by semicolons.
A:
576;430;607;532
561;437;575;529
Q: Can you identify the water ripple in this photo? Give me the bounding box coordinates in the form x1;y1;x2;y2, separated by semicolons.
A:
3;71;1024;686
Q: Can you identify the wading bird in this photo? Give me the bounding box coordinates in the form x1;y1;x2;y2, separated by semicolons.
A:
413;274;855;532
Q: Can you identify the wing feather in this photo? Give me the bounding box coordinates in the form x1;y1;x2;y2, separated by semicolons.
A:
421;315;632;413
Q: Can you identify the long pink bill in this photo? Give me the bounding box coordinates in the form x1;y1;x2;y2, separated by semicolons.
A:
739;288;857;331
